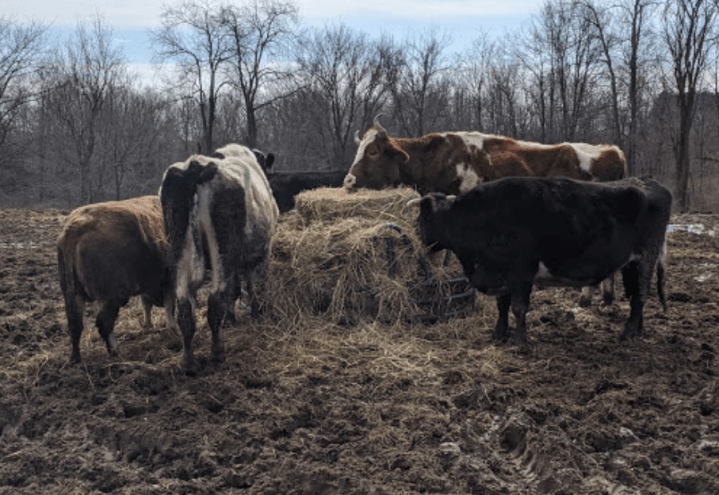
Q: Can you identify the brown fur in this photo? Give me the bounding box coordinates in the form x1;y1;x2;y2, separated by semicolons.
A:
57;196;174;363
346;126;626;196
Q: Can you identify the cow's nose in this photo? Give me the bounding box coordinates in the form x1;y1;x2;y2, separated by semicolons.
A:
343;173;356;189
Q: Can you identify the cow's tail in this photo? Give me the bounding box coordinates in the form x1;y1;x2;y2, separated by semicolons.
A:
656;239;667;312
57;229;84;311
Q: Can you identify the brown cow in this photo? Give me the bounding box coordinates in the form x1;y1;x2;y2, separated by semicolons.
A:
344;121;626;195
57;196;175;363
344;120;627;306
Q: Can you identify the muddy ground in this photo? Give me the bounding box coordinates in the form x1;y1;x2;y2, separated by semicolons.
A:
1;208;718;495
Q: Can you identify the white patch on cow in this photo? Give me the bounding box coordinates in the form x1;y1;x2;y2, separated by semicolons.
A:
175;202;203;301
566;143;604;174
343;173;357;188
351;130;379;167
455;163;480;193
197;185;223;292
534;262;553;283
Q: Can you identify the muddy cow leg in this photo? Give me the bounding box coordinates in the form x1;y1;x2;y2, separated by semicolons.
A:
493;294;511;342
177;297;198;374
579;286;594;307
66;294;85;363
601;273;615;306
510;285;532;348
96;298;125;357
141;295;154;329
207;286;233;363
620;261;644;341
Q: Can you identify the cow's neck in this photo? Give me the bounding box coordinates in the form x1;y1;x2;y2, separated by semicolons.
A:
394;135;453;195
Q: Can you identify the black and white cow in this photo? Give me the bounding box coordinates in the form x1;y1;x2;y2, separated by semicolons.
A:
160;143;279;373
413;176;672;346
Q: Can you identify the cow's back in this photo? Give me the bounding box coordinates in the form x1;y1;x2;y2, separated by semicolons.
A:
57;196;167;304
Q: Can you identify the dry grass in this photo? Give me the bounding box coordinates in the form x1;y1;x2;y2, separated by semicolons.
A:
263;187;475;327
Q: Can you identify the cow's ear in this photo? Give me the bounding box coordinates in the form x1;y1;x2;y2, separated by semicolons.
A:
264;153;275;170
198;161;219;184
387;147;410;164
419;195;437;218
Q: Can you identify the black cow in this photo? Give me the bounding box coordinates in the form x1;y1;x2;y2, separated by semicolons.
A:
160;143;279;373
267;171;347;212
413;176;672;346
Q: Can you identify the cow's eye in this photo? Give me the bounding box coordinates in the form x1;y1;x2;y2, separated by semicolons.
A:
367;148;380;158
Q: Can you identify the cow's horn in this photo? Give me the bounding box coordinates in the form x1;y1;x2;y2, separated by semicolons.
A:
354;130;361;146
407;198;422;207
446;195;457;201
373;114;387;138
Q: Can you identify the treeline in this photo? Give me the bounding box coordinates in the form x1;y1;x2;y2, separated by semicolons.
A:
3;0;719;211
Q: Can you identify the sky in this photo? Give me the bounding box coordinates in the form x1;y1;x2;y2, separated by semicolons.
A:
6;0;539;83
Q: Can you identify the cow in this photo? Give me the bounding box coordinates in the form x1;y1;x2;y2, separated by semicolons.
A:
345;120;627;307
266;170;347;212
344;121;626;195
159;143;279;374
57;195;175;364
412;176;672;347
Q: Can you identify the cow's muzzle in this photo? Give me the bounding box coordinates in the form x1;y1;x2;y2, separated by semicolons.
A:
343;173;357;190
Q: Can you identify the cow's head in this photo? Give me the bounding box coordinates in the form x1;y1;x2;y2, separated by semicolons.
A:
160;160;219;264
252;149;275;174
343;120;410;191
409;193;455;253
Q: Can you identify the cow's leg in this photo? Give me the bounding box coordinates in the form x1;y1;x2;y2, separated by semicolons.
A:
163;291;177;336
177;297;198;373
579;286;594;307
207;286;232;363
601;273;615;306
96;298;125;357
247;257;269;319
493;294;511;342
510;285;533;348
66;294;85;363
620;261;645;340
140;295;153;329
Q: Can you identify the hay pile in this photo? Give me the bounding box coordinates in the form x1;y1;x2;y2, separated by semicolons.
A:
262;187;475;326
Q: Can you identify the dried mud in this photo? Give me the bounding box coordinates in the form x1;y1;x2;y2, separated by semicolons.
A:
1;208;719;494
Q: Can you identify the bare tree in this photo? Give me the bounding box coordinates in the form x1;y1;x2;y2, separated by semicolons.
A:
390;28;452;136
0;16;47;166
41;15;127;204
662;0;719;211
457;32;493;131
297;24;391;167
618;0;657;177
220;0;299;149
152;0;232;154
580;0;623;148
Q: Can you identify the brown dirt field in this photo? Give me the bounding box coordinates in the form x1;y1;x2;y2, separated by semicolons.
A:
1;207;719;494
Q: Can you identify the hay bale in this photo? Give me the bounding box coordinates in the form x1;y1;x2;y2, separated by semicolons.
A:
262;187;475;325
293;186;420;224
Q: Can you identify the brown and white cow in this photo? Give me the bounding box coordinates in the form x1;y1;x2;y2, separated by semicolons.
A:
57;196;176;363
160;143;279;374
344;120;627;306
344;121;626;195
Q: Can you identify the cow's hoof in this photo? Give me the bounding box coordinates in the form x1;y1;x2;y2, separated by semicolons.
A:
492;331;511;343
578;297;592;308
602;295;615;306
619;329;642;342
184;356;200;376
